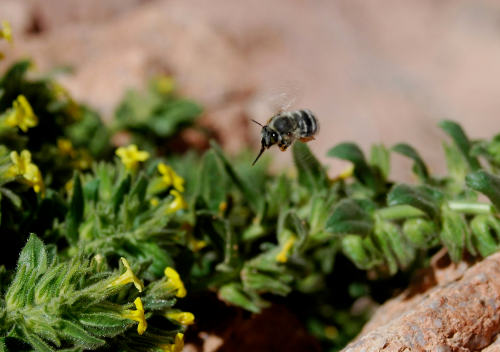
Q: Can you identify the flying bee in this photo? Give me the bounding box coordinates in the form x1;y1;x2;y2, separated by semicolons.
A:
251;109;318;165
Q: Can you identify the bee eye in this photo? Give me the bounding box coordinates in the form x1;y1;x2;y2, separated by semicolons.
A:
272;132;277;138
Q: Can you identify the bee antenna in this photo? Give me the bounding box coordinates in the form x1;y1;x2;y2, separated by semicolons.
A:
251;119;264;127
252;147;266;166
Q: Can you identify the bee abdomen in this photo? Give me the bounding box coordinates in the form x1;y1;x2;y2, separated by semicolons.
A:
291;109;317;137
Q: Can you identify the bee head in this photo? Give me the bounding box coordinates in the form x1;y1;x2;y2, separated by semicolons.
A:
261;126;279;148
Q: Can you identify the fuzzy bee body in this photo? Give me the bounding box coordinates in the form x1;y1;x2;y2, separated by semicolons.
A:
252;109;318;165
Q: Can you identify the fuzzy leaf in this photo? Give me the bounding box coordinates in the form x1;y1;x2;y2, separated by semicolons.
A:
387;184;442;219
219;283;264;313
78;312;128;336
327;142;376;189
439;120;480;170
466;170;500;210
392;143;429;182
470;215;500;257
112;175;131;214
66;173;84;244
292;141;328;192
341;235;372;270
372;225;398;275
210;141;263;215
402;218;438;248
59;320;105;349
369;144;390;180
197;150;227;212
326;199;374;236
440;207;466;262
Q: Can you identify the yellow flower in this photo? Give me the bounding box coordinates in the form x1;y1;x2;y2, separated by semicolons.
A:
73;149;93;170
276;235;296;263
0;21;12;43
57;138;76;157
154;75;176;95
189;238;207;252
158;163;185;193
120;297;147;335
108;257;144;292
150;197;160;207
7;150;44;194
160;333;184;352
164;267;186;298
166;311;195;325
330;164;354;183
5;95;38;132
166;190;187;214
116;144;149;171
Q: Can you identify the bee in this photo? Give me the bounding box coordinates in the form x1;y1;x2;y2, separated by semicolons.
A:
251;109;318;165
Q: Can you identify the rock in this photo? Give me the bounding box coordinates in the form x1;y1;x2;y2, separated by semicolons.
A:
342;251;500;351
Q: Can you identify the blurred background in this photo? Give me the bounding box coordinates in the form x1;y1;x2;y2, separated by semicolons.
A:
2;0;500;179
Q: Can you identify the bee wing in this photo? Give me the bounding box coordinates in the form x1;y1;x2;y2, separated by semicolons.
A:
267;82;302;113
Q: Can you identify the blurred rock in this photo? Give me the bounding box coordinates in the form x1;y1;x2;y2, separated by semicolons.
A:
3;0;500;174
343;251;500;351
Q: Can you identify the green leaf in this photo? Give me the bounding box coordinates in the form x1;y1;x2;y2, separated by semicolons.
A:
369;144;390;180
292;141;328;192
149;99;202;137
24;331;54;352
402;218;438;248
466;170;500;210
376;219;415;269
327;142;376;189
372;224;398;275
440;206;467;262
78;312;128;336
0;186;21;209
439;120;480;171
326;199;374;236
341;235;372;270
197;150;227;212
281;210;308;252
210;141;263;215
392;143;429;182
111;174;131;214
129;173;148;204
241;270;291;296
66;173;84;245
469;215;500;257
219;283;265;313
58;320;105;349
387;184;442;219
216;220;239;272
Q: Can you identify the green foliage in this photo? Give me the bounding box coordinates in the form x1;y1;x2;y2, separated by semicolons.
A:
4;54;500;352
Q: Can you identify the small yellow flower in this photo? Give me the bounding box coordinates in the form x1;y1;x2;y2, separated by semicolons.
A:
154;75;176;95
72;149;93;170
276;235;296;263
120;297;147;335
116;144;149;171
160;333;184;352
219;201;227;214
189;238;207;252
158;163;185;193
57;138;76;157
150;197;160;207
330;164;354;183
5;95;38;132
7;150;44;194
164;267;186;298
0;21;12;43
166;190;187;214
166;311;195;325
108;257;144;292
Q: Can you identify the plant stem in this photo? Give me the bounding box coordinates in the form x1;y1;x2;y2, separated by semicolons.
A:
377;205;426;220
447;200;493;214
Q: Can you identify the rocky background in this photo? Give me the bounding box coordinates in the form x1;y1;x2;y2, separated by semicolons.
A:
3;0;500;178
3;1;500;350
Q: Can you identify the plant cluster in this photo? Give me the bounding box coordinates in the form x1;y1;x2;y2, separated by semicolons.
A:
2;21;500;351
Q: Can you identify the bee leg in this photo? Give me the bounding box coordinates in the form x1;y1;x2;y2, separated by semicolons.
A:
278;144;288;152
299;136;315;143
